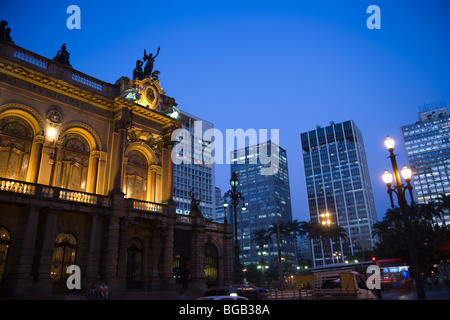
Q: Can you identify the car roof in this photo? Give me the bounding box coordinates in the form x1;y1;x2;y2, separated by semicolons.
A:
197;295;249;300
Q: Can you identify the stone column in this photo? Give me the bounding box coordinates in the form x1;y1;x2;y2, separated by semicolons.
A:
159;222;174;290
161;135;174;204
13;206;40;295
112;125;127;192
86;151;100;194
148;166;157;202
36;209;57;294
111;107;131;193
191;222;206;287
26;135;44;183
102;215;123;292
84;213;99;286
49;142;62;187
93;151;107;195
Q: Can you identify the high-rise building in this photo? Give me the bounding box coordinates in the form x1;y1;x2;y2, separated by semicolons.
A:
173;113;215;219
300;120;377;267
400;103;450;225
229;141;297;272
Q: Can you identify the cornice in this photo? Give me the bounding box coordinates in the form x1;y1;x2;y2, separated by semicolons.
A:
0;57;114;110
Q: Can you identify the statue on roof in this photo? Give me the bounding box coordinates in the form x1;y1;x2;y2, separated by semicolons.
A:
133;60;144;80
0;20;12;42
53;43;71;66
143;47;160;78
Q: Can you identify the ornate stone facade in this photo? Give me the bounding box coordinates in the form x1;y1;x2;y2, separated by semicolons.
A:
0;40;232;297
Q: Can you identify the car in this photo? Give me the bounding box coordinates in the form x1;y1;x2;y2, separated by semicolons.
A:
202;284;268;300
196;295;249;300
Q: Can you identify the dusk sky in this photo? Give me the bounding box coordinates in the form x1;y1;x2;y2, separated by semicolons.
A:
1;1;449;222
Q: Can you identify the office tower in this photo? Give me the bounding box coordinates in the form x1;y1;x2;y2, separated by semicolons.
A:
173;112;215;219
213;187;227;223
300;120;377;267
400;103;450;225
230;141;297;272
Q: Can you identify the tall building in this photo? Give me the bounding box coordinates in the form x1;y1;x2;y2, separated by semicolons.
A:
229;141;297;272
400;103;450;225
213;187;227;223
172;112;215;219
300;120;377;267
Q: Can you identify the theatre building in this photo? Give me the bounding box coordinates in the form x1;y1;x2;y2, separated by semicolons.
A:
0;32;232;297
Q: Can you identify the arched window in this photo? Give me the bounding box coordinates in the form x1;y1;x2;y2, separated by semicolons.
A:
55;133;90;191
0;116;33;181
0;226;11;284
126;238;143;289
51;232;77;287
204;243;219;287
124;150;148;200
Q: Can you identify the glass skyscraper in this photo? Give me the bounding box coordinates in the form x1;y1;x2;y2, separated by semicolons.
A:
229;141;297;271
172;112;215;219
300;120;377;267
400;104;450;225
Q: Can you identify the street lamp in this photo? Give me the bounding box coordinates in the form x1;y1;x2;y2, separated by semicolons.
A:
320;212;331;227
382;136;426;299
333;252;342;263
224;171;246;284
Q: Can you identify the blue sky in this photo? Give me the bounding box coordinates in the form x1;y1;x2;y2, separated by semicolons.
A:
1;1;449;222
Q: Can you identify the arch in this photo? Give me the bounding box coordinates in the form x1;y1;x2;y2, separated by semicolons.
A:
124;148;148;200
51;232;78;288
58;122;101;151
0;116;34;181
0;226;11;284
0;103;45;136
124;143;161;201
55;132;90;191
126;238;143;289
204;242;219;287
125;141;158;166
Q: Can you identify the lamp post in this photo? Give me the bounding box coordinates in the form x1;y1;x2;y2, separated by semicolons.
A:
224;171;246;284
382;136;426;300
320;212;333;263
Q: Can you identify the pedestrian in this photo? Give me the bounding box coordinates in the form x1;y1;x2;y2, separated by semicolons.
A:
89;282;98;299
183;273;191;289
99;281;109;299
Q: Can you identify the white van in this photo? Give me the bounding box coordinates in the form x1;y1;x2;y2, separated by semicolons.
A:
301;270;377;300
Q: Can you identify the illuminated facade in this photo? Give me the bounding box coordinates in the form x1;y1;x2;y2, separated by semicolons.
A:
0;38;231;296
400;105;450;225
301;121;377;267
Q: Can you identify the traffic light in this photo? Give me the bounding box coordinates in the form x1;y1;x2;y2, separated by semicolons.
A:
372;256;377;264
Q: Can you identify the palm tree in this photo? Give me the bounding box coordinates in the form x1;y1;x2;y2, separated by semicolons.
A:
416;200;442;223
384;207;403;227
251;229;272;265
286;219;302;267
436;193;450;225
251;229;272;286
298;221;322;240
327;224;348;242
267;221;287;289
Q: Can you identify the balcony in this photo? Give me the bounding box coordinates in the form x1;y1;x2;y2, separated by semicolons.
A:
0;178;112;208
